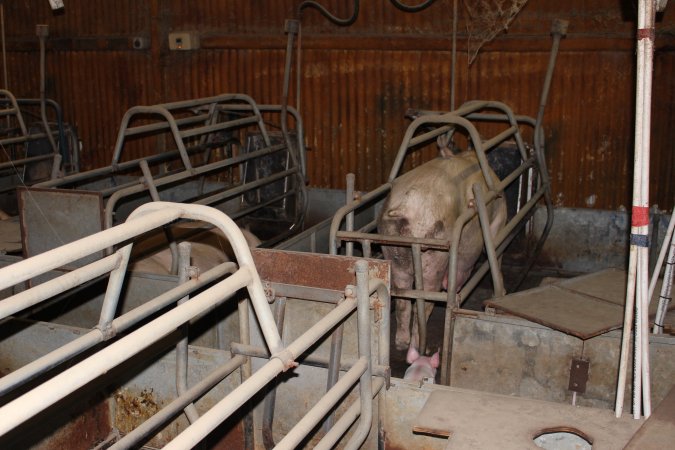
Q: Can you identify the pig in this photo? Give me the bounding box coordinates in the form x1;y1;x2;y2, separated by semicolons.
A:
377;150;506;352
404;346;440;383
130;221;261;275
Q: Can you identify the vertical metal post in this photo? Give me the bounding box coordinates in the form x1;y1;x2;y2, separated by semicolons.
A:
139;159;180;274
344;260;373;450
262;297;287;449
323;173;356;431
175;242;200;423
411;244;427;352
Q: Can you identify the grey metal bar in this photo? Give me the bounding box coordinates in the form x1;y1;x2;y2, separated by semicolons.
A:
139;159;179;274
262;297;287;449
275;358;368;450
104;143;287;228
163;297;358;449
314;378;385;450
343;259;374;450
178;115;259;140
411;244;427;352
229;343;389;378
0;260;236;396
472;183;505;297
109;355;247;450
175;242;200;424
265;282;344;304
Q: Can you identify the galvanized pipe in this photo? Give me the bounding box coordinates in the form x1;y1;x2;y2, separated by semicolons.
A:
344;259;374;450
0;207;182;291
314;378;385;450
411;244;427;352
163;297;357;449
0;268;252;436
104;143;287;228
653;233;674;334
649;208;675;306
97;244;132;327
472;183;505;297
0;253;120;321
230;342;389;378
36;24;58;154
262;297;287;449
175;242;200;424
275;358;368;450
0;261;236;396
109;355;247;450
324;173;357;431
139;159;179;274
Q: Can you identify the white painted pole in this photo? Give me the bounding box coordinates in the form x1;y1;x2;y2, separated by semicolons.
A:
615;0;656;419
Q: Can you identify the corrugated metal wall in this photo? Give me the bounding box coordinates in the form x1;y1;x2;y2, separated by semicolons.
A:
2;0;673;210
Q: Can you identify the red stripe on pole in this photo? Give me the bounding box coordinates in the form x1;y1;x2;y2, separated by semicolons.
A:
632;206;650;227
637;28;655;40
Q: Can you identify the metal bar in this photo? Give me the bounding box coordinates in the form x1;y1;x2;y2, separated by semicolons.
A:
175;242;200;424
0;253;120;321
411;244;427;352
109;355;247;450
314;378;385;450
0;261;236;396
336;230;451;250
329;183;392;255
122;113;210;137
229;343;389;378
178;115;259;139
163;297;358;449
275;358;368;450
96;244;132;328
0;207;182;291
262;297;287;449
344;259;374;450
264;282;344;304
0;268;253;435
139;159;179;274
0;153;55;170
472;183;505;297
324;173;357;431
103;143;287;228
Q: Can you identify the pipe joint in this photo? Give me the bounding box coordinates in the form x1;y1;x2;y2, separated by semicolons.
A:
271;349;298;372
97;322;117;340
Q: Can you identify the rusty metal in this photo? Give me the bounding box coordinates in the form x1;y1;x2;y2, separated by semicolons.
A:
569;358;590;394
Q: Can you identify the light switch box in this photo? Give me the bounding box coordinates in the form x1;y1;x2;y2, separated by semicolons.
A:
168;32;199;51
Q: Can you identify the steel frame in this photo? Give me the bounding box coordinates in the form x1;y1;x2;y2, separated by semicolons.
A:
0;201;389;448
0;89;63;192
329;100;553;385
27;94;307;250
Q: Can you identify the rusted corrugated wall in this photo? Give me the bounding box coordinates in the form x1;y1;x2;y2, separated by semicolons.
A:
2;0;673;210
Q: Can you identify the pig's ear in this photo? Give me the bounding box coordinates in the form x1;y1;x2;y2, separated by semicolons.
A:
406;346;420;364
430;351;440;368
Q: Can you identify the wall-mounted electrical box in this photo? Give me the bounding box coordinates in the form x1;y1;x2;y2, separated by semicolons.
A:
168;32;199;51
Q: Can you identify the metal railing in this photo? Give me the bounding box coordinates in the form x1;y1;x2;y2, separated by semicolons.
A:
0;201;388;448
329;100;553;385
24;94;307;255
0;89;63;190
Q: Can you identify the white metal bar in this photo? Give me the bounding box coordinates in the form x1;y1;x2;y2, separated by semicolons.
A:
0;268;252;436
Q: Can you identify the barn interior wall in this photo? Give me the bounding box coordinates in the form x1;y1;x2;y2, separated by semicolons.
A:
2;0;673;210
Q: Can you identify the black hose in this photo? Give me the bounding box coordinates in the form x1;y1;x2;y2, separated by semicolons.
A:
390;0;436;13
298;0;360;26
